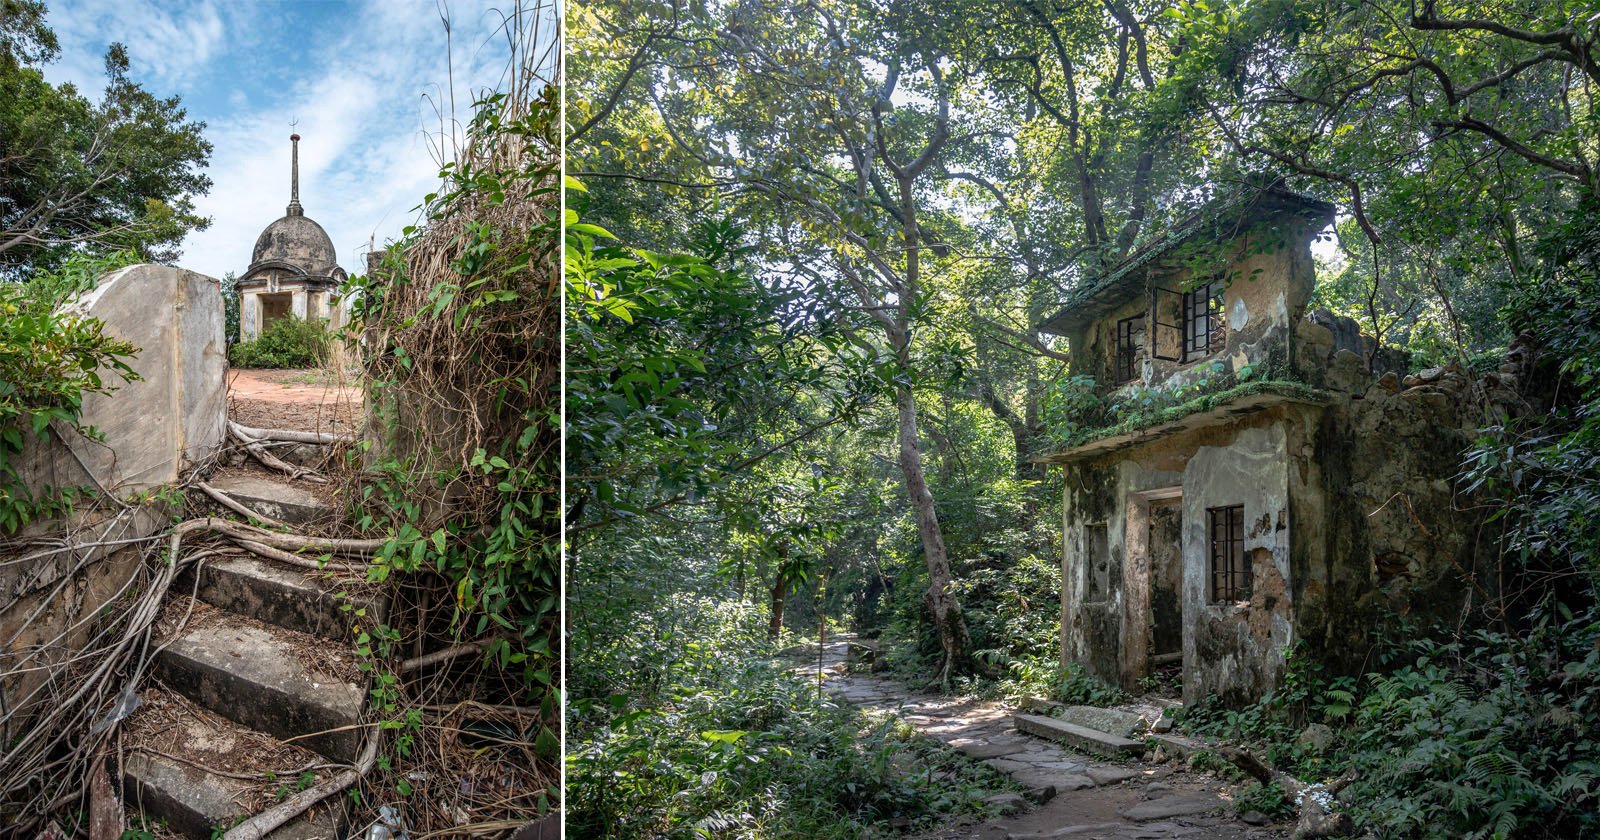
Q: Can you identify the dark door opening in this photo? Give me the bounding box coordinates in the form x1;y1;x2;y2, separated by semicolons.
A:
261;292;292;328
1146;497;1184;696
1123;488;1185;697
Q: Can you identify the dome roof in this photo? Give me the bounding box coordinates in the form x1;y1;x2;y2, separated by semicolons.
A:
250;213;338;277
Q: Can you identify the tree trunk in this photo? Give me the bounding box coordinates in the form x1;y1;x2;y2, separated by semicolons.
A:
894;383;971;685
768;571;788;640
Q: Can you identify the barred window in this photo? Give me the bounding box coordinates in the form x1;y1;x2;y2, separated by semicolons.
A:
1182;279;1226;362
1208;505;1249;602
1115;315;1144;383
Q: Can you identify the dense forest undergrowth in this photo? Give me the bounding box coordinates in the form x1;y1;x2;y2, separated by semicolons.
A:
567;0;1600;837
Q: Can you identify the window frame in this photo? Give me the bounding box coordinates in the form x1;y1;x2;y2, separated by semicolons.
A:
1181;278;1227;363
1208;504;1249;603
1114;314;1145;384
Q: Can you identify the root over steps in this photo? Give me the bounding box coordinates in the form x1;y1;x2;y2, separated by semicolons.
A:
120;464;387;838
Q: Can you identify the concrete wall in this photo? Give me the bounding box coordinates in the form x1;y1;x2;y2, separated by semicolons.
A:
42;265;228;495
1180;422;1294;706
1074;222;1321;397
3;264;226;731
1060;412;1286;695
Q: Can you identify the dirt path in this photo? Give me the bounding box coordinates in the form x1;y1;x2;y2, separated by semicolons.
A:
793;638;1289;840
227;367;362;434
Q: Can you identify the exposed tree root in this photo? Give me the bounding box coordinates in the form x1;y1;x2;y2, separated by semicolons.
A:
196;481;286;528
1222;746;1357;839
233;539;371;573
228;421;329;484
220;732;380;840
397;633;512;673
229;423;352;446
181;516;386;556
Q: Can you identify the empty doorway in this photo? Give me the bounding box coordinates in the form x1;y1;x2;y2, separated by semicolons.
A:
1122;487;1184;695
260;293;292;329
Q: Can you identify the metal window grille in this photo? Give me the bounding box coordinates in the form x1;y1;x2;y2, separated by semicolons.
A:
1208;505;1248;602
1115;315;1144;383
1182;280;1226;362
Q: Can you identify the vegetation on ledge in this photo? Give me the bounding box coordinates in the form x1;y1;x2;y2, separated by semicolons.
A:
1042;363;1322;453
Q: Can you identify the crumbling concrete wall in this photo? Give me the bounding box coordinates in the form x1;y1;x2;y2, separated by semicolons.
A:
2;264;226;731
1181;422;1294;706
1056;325;1527;706
1060;410;1295;697
1291;345;1520;678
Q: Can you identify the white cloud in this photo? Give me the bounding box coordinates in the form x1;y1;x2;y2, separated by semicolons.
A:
40;0;554;280
47;0;227;89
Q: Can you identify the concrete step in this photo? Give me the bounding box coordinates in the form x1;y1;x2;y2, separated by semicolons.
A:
208;472;332;525
154;618;364;762
1018;698;1148;737
122;689;346;839
1012;712;1144;758
185;554;383;641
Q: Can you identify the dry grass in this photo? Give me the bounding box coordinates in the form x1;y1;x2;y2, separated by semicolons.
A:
343;1;561;833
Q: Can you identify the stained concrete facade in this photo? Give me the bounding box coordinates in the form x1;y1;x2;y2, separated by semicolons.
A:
1039;186;1519;705
4;264;226;734
237;134;347;340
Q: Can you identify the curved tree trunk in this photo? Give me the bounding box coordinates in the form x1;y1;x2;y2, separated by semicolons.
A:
894;383;971;685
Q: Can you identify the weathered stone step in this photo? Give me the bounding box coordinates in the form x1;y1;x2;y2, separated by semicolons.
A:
185;554;382;641
122;689;345;839
154;620;364;762
208;472;331;525
1018;698;1148;737
1012;712;1144;758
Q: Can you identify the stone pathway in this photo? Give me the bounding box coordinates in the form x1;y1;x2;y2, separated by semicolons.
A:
792;638;1289;840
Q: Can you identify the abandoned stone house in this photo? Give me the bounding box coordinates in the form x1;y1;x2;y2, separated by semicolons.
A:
1035;185;1523;707
237;133;348;340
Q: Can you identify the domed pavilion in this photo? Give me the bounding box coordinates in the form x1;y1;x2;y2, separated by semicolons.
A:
237;134;347;340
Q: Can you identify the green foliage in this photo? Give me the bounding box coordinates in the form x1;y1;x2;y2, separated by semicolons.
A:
568;584;1013;838
227;315;328;369
1228;780;1292;819
1001;659;1127;708
1043;360;1313;450
23;248;141;308
0;7;210;277
0;281;139;532
220;272;240;345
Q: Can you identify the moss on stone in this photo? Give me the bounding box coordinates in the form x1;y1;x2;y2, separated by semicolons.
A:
1058;379;1322;450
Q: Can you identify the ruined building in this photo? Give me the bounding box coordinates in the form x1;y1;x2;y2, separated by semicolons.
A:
1036;185;1524;706
238;134;348;340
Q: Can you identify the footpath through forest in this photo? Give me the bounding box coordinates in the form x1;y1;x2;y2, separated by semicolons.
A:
792;637;1288;840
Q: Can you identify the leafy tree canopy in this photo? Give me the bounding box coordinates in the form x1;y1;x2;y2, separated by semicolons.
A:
0;3;211;278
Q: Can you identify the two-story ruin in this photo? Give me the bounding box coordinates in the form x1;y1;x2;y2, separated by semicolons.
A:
1035;185;1521;706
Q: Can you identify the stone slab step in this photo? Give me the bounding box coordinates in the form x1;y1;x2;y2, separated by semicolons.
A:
154;620;364;762
208;472;331;525
125;751;346;839
1018;698;1147;737
1012;713;1143;758
185;554;383;641
122;692;345;838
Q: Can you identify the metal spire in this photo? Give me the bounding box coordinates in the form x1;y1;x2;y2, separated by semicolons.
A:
287;131;304;216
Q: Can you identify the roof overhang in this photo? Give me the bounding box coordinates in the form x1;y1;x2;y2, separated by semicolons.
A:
1033;386;1331;465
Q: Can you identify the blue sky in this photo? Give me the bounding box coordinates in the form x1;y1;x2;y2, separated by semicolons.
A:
41;0;559;280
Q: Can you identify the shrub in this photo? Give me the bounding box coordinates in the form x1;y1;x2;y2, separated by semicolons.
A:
228;315;328;368
567;589;1014;838
0;282;139;532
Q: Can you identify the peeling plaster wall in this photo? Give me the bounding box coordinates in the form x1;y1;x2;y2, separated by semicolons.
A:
1143;227;1316;391
1055;305;1532;707
1181;423;1294;706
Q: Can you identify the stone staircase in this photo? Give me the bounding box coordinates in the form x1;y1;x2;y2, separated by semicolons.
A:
122;470;382;838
